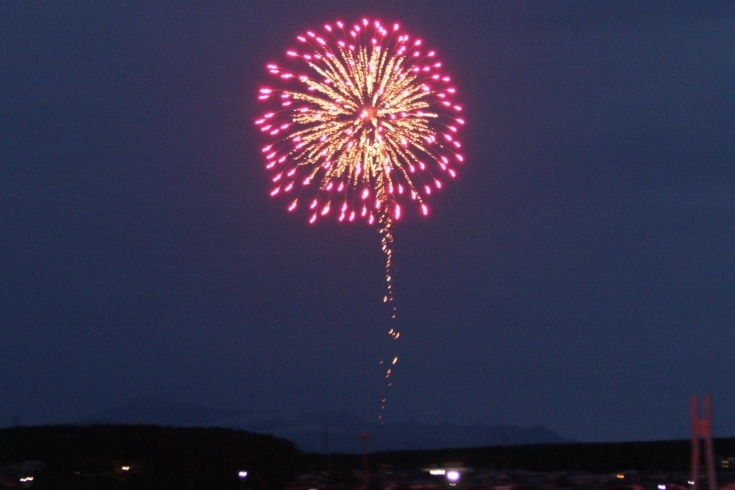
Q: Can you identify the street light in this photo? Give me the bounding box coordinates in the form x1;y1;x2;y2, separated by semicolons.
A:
447;470;460;484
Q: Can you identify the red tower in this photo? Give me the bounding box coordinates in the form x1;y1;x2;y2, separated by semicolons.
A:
690;395;717;490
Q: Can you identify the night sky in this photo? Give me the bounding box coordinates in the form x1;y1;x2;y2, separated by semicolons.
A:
2;1;734;443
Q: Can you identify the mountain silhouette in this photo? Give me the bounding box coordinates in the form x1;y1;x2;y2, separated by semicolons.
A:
85;398;572;453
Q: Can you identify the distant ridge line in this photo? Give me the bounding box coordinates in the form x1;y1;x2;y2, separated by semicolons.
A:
83;397;572;453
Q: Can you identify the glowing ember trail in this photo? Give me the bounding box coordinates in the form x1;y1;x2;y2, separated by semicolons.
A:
256;18;464;421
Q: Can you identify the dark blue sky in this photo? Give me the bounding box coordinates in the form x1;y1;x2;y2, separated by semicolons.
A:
1;1;734;442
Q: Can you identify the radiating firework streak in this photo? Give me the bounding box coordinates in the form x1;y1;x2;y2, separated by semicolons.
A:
256;18;464;420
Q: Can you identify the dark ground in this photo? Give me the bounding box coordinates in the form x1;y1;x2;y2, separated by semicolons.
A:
2;426;735;489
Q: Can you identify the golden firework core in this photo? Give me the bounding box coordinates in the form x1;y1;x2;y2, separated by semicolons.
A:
360;105;378;121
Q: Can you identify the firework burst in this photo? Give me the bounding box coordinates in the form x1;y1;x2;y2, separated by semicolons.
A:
256;18;464;420
256;18;464;224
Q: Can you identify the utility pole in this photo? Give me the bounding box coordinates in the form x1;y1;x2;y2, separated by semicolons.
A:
359;432;371;490
690;395;717;490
